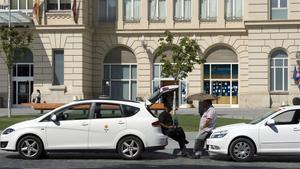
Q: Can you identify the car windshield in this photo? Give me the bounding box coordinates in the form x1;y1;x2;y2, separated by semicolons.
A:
248;110;277;125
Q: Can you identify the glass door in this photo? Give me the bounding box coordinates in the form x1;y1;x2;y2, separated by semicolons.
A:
12;63;34;105
203;64;239;106
18;81;30;104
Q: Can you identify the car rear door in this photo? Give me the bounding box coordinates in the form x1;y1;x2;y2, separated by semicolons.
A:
88;102;127;149
259;109;300;153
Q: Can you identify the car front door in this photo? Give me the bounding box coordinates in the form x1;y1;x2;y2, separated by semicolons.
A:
259;109;300;153
45;103;92;150
89;103;127;149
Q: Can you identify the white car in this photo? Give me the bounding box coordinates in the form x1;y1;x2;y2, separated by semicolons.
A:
0;85;178;160
207;106;300;162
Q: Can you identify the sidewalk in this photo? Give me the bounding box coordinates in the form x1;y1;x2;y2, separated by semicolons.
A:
160;132;198;155
0;108;45;117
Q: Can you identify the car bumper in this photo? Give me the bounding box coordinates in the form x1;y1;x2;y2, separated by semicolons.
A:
146;134;168;148
0;134;17;151
206;138;229;155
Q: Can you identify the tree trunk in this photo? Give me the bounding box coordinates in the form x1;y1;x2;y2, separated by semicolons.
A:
7;68;12;118
172;90;176;115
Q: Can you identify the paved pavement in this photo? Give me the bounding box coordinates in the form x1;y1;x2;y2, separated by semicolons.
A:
0;107;273;119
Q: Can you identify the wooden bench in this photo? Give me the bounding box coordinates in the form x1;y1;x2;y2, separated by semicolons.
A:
22;102;166;114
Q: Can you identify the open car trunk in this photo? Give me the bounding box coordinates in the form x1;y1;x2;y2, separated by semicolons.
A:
146;85;179;107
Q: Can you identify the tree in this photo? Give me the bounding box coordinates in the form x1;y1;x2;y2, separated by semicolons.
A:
155;30;205;116
0;27;33;118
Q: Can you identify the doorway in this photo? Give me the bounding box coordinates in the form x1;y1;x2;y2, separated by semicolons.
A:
12;63;34;104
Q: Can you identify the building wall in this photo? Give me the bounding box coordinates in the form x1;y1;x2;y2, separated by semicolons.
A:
1;0;300;108
247;24;300;107
32;30;87;103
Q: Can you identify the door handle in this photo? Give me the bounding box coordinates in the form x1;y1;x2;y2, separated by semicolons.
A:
81;122;88;126
293;127;300;131
118;121;125;125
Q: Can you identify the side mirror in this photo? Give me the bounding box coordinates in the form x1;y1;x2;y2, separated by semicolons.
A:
266;119;275;126
50;114;57;122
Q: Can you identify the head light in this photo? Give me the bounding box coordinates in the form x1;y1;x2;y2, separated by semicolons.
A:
210;130;228;138
2;128;15;135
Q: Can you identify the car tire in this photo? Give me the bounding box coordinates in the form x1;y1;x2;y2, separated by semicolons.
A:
17;135;44;160
117;136;143;160
229;138;255;162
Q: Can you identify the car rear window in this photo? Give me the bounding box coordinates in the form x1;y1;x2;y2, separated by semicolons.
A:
147;108;157;117
122;105;140;117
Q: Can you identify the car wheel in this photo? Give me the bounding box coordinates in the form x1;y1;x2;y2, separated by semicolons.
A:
118;136;143;160
17;135;43;160
229;138;255;162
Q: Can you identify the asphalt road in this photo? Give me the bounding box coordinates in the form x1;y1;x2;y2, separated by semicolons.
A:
1;148;300;169
1;133;300;169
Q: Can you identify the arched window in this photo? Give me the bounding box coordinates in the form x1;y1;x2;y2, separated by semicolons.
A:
270;50;288;92
152;49;188;106
12;48;34;105
203;46;238;105
103;46;137;100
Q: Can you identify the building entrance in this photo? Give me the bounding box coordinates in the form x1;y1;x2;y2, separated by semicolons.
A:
203;46;238;107
12;49;34;105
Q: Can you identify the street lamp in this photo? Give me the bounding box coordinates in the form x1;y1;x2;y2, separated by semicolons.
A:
3;0;11;27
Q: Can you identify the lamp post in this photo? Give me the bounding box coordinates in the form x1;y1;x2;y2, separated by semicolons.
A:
8;0;11;28
5;0;12;118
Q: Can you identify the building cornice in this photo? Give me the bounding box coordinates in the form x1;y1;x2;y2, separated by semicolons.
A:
32;25;95;33
95;28;247;34
245;20;300;27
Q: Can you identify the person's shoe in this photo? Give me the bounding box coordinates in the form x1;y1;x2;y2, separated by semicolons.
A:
189;154;201;159
181;151;188;157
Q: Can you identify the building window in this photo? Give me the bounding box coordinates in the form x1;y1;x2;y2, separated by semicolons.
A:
98;0;116;21
124;0;140;22
174;0;191;21
271;0;287;20
10;0;33;13
149;0;166;22
225;0;242;21
47;0;71;11
270;50;288;92
200;0;217;21
204;64;239;105
53;50;64;86
103;64;137;100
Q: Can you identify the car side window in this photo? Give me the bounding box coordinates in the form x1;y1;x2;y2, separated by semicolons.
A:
56;104;91;121
94;103;123;119
122;105;140;117
273;110;300;125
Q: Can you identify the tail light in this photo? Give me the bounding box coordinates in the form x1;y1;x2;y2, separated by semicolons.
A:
152;121;161;127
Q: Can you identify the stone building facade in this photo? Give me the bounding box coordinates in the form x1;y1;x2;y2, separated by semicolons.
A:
0;0;300;108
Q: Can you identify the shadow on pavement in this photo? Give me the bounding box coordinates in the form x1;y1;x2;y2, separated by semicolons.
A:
5;151;176;160
70;164;285;169
211;154;300;162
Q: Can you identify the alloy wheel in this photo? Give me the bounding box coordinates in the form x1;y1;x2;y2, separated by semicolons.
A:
229;138;255;162
20;139;40;158
17;135;43;159
121;139;139;158
233;141;251;159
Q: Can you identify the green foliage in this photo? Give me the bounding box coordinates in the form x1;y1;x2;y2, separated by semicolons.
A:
155;30;205;80
0;115;40;130
0;27;33;69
